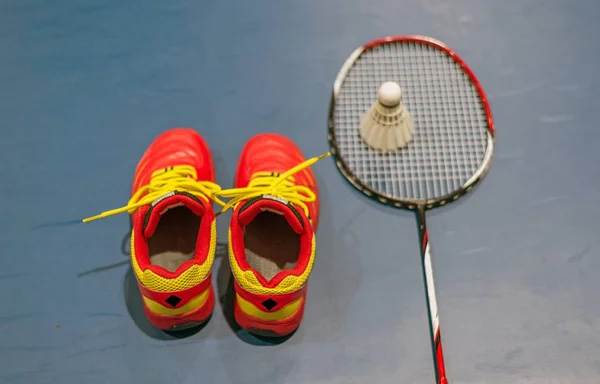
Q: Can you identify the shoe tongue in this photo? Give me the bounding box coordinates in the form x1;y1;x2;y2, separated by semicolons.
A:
142;191;205;238
237;194;305;235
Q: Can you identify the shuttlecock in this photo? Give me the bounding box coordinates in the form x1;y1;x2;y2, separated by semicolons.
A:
359;81;414;152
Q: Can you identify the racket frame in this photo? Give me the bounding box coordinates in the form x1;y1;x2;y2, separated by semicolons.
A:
328;35;495;211
327;35;495;384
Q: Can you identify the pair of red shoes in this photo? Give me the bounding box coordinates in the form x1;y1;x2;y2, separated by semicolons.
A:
84;128;329;337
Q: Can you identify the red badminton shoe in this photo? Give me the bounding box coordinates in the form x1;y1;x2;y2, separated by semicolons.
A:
215;134;329;337
83;128;220;331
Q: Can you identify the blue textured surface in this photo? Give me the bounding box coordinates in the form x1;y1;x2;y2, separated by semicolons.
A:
1;1;600;383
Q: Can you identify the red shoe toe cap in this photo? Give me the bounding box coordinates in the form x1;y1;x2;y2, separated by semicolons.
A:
133;128;215;194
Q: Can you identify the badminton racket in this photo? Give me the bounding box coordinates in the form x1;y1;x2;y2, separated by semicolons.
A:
327;35;495;384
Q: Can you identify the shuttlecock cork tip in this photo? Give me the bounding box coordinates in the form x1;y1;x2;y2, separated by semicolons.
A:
377;81;402;107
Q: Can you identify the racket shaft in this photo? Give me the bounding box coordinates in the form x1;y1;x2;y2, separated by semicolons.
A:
418;210;448;384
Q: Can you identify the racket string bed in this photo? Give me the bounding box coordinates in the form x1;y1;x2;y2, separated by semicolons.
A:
333;41;489;201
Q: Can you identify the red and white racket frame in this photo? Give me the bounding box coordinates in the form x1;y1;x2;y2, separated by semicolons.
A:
327;35;496;384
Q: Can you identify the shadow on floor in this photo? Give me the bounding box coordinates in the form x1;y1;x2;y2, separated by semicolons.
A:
75;216;298;344
77;228;208;340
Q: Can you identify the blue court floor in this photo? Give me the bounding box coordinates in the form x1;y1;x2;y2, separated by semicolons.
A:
2;1;600;383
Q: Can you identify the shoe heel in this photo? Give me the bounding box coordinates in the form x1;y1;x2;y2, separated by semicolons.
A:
144;285;215;331
233;298;304;337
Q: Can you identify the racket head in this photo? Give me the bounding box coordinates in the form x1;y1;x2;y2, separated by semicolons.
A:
328;35;495;211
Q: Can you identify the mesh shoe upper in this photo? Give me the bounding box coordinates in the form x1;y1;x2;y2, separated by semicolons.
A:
228;194;316;296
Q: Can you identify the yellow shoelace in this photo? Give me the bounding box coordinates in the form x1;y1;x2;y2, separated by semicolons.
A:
82;152;331;223
212;152;331;218
82;165;224;223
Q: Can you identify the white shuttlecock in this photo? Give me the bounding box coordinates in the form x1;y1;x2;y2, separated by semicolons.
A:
359;81;414;152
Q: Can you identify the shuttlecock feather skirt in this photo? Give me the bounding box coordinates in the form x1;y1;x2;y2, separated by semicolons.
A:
359;101;414;152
